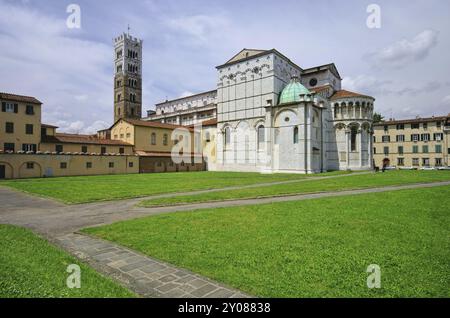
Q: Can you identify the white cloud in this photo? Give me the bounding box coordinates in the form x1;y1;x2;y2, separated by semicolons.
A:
367;29;439;68
166;14;229;41
342;75;392;96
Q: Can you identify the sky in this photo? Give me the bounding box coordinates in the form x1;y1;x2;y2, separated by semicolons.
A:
0;0;449;133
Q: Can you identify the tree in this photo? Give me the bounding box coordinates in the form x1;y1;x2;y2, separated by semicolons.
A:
373;112;384;123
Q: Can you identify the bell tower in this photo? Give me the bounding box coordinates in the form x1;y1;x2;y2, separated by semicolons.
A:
113;32;142;122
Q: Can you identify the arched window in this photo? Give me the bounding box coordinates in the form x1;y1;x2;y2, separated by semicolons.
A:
351;126;358;151
257;125;265;143
151;132;156;145
293;127;299;144
224;127;231;145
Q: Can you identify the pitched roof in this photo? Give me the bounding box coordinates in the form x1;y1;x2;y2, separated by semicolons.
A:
155;89;217;106
113;118;194;131
41;123;58;128
373;115;449;126
330;90;374;101
302;63;342;80
224;49;268;64
0;92;42;104
42;133;132;146
216;48;303;71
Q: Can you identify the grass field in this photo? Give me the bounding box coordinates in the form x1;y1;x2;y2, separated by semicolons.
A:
84;186;450;297
0;171;349;204
140;170;450;206
0;225;135;298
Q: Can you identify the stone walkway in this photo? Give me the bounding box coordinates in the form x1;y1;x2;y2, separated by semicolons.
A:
55;233;249;298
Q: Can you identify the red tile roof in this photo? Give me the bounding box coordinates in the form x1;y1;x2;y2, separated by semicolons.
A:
42;133;132;146
373;115;449;126
0;92;42;104
330;90;374;100
118;118;194;131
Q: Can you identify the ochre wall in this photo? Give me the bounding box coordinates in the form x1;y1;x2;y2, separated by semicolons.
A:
0;101;41;151
0;153;139;179
40;142;134;155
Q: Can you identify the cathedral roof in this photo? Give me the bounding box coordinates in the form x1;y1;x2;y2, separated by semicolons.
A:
279;76;311;105
330;90;374;101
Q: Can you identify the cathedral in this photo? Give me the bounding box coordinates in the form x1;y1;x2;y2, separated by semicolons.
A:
113;33;376;174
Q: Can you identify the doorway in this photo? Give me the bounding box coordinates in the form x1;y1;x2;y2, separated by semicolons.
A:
0;165;5;179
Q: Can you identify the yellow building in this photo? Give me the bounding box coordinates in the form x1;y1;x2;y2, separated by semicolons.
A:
373;115;450;168
110;118;205;173
0;92;138;179
1;92;42;153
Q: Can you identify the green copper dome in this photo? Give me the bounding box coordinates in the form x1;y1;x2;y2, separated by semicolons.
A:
279;76;311;104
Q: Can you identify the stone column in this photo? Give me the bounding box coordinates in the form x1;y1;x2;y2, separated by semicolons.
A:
359;129;363;168
345;128;350;169
368;129;373;168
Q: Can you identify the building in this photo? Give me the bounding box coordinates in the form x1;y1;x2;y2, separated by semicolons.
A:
110;118;204;173
0;92;138;179
373;115;450;168
147;48;375;173
113;33;143;122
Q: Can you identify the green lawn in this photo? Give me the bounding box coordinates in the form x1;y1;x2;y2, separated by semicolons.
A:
84;186;450;297
140;170;450;207
0;225;135;298
0;171;349;204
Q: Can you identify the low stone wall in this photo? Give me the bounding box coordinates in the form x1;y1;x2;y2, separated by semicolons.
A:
139;157;205;173
0;153;139;179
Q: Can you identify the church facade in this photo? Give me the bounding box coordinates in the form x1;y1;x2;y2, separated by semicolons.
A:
147;48;376;173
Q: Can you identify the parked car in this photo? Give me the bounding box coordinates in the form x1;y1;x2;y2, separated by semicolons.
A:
437;166;450;170
399;166;416;170
420;166;436;171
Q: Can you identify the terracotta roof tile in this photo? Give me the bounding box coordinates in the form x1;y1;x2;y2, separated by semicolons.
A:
121;118;194;131
330;90;374;101
0;92;42;104
42;133;132;146
373;115;449;126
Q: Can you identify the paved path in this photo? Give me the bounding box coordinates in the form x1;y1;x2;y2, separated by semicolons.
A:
1;177;450;298
55;233;250;298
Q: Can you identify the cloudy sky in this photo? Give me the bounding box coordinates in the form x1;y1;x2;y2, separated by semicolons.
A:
1;0;449;133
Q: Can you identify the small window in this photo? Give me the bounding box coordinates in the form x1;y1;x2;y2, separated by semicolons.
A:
396;124;404;130
412;145;419;153
351;126;358;151
293;127;299;144
86;162;92;169
422;145;429;153
60;162;67;169
129;162;134;168
5;122;14;133
81;146;88;153
224;127;231;145
151;133;156;145
4;143;15;152
398;146;404;155
25;124;33;135
257;125;265;144
109;162;114;168
397;158;404;166
56;145;63;153
101;147;106;154
309;78;318;87
383;146;389;155
26;162;34;169
26;105;34;115
411;123;419;129
163;134;168;146
423;123;428;129
119;147;124;154
435;145;442;153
